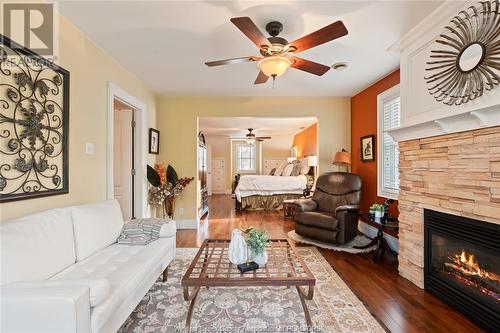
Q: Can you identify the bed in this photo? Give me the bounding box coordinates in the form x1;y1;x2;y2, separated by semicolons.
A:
233;174;308;211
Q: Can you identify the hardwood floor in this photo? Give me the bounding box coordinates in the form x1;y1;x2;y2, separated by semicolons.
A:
176;195;484;333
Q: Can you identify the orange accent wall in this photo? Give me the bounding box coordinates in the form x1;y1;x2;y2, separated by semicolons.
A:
292;123;318;158
351;70;400;217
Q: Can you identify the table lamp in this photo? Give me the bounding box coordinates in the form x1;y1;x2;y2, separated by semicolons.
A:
333;149;351;172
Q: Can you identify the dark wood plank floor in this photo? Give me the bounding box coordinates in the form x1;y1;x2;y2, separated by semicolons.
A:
176;195;484;333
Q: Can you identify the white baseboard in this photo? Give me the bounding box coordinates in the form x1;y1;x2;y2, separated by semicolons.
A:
357;220;399;253
175;219;198;230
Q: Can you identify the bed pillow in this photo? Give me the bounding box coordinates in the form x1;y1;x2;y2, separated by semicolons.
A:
291;162;302;176
282;163;294;176
274;163;287;176
300;163;311;175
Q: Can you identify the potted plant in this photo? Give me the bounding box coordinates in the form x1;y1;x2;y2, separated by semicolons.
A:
369;204;385;219
246;229;270;266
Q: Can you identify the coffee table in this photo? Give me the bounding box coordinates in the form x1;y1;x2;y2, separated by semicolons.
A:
181;238;316;330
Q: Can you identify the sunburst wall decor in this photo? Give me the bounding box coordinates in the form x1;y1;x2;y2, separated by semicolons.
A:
0;35;69;202
425;0;499;106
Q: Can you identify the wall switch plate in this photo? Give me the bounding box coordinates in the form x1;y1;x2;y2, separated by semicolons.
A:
85;143;95;155
178;207;184;214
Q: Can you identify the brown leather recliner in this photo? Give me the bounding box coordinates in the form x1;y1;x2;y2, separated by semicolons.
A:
294;172;362;244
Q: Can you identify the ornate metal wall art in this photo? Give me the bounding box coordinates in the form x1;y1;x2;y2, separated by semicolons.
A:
425;0;499;106
0;35;69;202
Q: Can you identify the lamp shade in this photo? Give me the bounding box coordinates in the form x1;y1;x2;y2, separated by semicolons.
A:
305;155;318;167
333;150;351;166
258;56;292;77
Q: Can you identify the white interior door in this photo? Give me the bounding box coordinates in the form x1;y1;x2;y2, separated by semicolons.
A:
211;158;226;194
113;108;133;220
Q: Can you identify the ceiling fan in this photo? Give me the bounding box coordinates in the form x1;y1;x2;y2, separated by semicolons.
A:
233;128;271;144
205;17;348;85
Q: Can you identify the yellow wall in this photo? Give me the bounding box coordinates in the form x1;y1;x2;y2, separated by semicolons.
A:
1;16;157;221
157;96;350;222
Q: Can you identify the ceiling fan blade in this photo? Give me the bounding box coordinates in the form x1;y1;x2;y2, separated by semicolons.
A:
256;136;271;139
205;56;260;67
230;17;271;49
291;57;330;76
288;21;348;53
254;71;269;84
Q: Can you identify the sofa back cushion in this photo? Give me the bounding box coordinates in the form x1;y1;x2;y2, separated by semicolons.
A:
71;200;124;261
1;208;75;285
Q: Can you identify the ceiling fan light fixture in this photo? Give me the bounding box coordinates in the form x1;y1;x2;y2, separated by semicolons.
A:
258;56;291;77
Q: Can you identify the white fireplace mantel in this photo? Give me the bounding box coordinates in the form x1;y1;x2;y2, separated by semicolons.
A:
388;0;500;142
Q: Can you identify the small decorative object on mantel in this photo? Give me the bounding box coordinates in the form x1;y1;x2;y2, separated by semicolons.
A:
148;128;160;154
425;0;499;106
228;229;248;265
360;135;375;162
0;35;69;202
146;163;193;218
246;228;270;266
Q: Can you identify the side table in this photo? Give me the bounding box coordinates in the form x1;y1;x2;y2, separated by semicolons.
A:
354;213;398;262
282;200;296;220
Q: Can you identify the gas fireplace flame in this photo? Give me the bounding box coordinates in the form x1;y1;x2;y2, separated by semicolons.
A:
444;249;500;301
453;250;490;278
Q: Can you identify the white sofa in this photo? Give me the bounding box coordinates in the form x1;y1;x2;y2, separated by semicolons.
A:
1;200;176;333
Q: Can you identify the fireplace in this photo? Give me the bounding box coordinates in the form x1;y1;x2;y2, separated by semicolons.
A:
424;209;500;332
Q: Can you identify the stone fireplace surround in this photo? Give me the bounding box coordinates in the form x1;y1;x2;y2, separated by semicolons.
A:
397;126;500;288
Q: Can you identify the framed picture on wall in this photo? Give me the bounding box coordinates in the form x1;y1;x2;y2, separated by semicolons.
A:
149;128;160;154
360;135;375;162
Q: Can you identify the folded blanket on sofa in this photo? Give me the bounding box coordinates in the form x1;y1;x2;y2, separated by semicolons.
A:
117;218;172;245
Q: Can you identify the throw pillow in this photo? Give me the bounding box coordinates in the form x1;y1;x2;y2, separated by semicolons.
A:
282;163;294;176
300;163;311;175
274;163;287;176
290;162;302;176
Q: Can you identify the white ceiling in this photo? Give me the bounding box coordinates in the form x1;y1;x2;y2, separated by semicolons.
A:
199;117;316;137
60;1;442;96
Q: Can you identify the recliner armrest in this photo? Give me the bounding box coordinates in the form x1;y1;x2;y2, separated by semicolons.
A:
335;204;360;215
1;285;91;333
294;199;318;213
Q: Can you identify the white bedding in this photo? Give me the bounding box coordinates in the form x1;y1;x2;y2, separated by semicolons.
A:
235;174;307;201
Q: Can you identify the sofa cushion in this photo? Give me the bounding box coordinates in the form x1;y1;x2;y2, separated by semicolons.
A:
7;278;110;307
295;211;338;231
160;221;177;238
52;237;175;333
1;208;75;285
71;200;124;261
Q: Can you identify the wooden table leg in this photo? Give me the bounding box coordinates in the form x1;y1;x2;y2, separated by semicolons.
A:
183;286;200;331
296;285;314;329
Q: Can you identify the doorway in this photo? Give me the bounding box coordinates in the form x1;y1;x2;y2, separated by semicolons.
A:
113;99;136;220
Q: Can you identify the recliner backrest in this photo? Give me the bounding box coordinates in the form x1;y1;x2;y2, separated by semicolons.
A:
312;172;362;213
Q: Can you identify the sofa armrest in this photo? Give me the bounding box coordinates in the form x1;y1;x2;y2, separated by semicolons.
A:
1;285;91;333
294;199;318;213
335;204;360;215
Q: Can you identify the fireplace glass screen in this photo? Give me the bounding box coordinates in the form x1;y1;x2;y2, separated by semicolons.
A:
430;234;500;308
424;209;499;332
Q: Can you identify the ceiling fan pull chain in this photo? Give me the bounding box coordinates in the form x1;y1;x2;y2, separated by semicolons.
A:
272;74;276;89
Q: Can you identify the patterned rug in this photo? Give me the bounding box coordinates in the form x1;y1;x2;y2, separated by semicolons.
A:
288;231;377;253
119;247;385;333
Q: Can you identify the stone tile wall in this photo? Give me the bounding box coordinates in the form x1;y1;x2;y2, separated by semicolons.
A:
398;126;500;288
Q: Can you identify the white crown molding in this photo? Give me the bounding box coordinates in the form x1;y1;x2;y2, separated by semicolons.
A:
388;105;500;142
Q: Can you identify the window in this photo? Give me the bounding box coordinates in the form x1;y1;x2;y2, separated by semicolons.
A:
377;84;400;199
236;144;255;173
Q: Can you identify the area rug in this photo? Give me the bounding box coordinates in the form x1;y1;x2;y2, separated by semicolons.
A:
287;230;377;253
119;247;385;333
